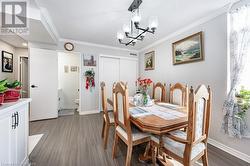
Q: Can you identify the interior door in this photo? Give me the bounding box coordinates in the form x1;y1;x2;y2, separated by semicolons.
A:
119;59;138;96
29;48;58;121
99;57;120;110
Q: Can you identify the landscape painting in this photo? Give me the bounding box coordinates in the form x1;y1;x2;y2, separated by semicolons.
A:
172;32;203;65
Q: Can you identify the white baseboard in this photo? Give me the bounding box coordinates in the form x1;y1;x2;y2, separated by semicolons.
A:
79;110;100;115
208;138;250;163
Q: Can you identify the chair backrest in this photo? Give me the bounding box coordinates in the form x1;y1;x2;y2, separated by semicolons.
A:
187;85;211;144
169;83;188;107
152;82;167;102
112;82;132;139
100;82;110;123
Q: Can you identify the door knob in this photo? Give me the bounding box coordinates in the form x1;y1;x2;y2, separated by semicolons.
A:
31;85;38;88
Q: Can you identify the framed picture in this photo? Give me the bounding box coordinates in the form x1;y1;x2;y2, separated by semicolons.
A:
70;66;78;72
172;32;203;65
144;51;155;70
83;54;96;66
64;65;69;73
2;51;13;72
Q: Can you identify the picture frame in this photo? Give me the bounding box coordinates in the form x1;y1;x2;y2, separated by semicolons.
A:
83;54;96;66
144;51;155;70
172;32;203;65
2;51;13;73
70;66;78;72
64;65;69;73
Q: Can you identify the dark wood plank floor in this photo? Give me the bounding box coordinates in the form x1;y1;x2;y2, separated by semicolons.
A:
29;113;249;166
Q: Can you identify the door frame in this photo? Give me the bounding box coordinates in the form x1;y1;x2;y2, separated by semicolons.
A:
99;54;139;112
19;56;29;98
57;50;82;113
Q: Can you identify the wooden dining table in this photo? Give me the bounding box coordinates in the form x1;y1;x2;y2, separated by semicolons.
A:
107;98;188;165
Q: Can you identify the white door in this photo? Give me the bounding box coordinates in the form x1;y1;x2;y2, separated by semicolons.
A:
29;48;58;121
99;57;120;110
120;59;138;96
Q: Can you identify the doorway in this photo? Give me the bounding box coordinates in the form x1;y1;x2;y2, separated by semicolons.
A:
19;57;29;98
58;52;81;116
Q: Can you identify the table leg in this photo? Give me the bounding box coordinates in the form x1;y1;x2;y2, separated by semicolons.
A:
138;142;152;163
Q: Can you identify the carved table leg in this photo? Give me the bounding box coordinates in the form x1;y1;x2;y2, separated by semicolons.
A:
138;141;152;163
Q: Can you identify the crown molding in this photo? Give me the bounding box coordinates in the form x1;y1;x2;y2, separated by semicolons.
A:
59;38;138;53
138;4;230;53
39;8;60;43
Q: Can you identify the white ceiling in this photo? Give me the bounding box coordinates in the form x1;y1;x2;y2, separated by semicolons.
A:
0;35;27;48
36;0;230;50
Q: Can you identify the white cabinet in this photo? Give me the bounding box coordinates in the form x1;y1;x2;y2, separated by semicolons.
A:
0;99;31;166
0;111;13;165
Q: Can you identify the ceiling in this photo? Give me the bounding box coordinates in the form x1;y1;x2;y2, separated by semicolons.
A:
36;0;231;50
0;35;28;48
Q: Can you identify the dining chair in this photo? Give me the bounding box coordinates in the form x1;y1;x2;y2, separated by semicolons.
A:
152;82;167;102
169;83;188;107
151;85;211;166
100;82;115;149
112;82;151;166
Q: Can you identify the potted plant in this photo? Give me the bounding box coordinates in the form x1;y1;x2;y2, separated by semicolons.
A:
0;79;8;105
4;80;22;102
235;86;250;120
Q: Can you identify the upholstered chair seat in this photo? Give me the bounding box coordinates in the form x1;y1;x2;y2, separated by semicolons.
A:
116;126;150;141
151;130;206;160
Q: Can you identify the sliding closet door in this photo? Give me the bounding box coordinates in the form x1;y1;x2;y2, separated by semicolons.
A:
99;57;120;100
120;59;138;96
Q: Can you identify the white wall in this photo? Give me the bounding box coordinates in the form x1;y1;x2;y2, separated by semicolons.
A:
0;40;16;81
58;52;80;109
139;13;250;157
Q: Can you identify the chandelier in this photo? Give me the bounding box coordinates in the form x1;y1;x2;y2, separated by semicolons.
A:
117;0;158;46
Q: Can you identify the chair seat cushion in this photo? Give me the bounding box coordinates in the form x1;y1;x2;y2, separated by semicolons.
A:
103;112;114;123
151;130;205;160
116;126;150;141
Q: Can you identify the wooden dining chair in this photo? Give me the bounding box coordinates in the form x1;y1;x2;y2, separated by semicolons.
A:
169;83;188;107
100;82;115;149
152;82;167;102
151;85;212;166
112;82;151;166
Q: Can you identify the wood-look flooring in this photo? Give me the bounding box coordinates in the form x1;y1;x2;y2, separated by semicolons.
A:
29;113;249;166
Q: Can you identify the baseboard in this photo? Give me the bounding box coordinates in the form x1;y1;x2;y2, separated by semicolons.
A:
208;138;250;163
79;110;100;115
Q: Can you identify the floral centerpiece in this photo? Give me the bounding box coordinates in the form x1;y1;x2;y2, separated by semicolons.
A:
137;77;153;106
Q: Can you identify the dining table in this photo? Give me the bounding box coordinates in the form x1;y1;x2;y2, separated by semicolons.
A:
107;97;188;165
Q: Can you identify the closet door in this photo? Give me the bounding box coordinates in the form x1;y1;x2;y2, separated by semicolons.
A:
99;57;120;101
119;59;138;96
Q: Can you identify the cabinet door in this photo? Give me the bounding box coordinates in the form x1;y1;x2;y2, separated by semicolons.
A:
16;106;28;165
0;113;14;165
